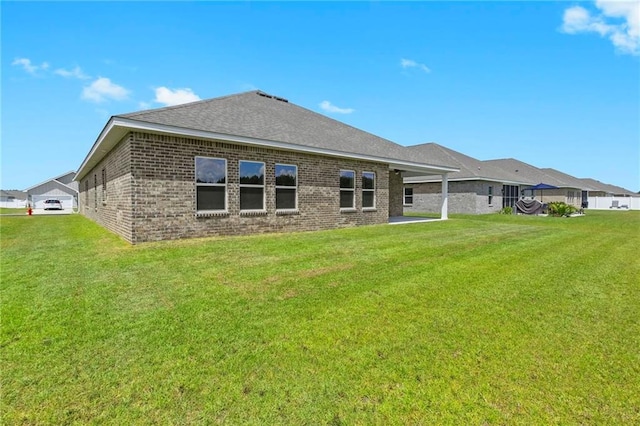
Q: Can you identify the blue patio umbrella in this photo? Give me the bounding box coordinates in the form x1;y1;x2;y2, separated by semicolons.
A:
527;183;559;202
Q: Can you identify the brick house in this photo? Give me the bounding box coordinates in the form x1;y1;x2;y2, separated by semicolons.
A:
75;91;457;243
403;144;598;214
403;143;530;214
483;159;583;207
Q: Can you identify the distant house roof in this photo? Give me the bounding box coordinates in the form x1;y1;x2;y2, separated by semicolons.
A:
482;158;581;189
25;178;78;196
0;190;27;200
404;143;530;184
540;168;589;191
24;171;79;193
578;178;637;196
76;91;458;181
53;171;77;185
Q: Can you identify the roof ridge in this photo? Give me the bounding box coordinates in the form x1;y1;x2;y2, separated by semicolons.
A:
438;144;483;165
118;91;404;149
484;157;516;162
117;90;263;119
408;143;466;165
435;145;472;170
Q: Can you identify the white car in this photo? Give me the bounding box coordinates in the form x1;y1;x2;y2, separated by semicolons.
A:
44;199;63;210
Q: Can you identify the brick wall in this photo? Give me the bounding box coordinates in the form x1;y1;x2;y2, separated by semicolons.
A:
79;135;134;242
81;132;393;243
533;189;580;207
404;180;504;215
388;171;404;217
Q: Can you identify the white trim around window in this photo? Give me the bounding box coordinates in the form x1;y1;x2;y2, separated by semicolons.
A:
239;160;266;214
404;187;413;206
339;169;356;211
275;163;298;213
362;171;376;210
195;156;227;215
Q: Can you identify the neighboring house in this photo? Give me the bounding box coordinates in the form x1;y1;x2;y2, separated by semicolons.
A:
25;171;79;209
403;143;530;214
540;168;593;207
483;159;583;208
577;178;640;210
0;190;27;208
403;149;601;215
74;91;458;244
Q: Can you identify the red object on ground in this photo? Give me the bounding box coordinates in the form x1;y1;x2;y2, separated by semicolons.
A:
28;207;33;216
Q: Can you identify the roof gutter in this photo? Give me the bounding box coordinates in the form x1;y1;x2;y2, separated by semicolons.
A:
404;176;533;185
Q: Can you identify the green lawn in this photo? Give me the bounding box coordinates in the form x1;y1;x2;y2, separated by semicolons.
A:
0;207;27;215
2;211;639;424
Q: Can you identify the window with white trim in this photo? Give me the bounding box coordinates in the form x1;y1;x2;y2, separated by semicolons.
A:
340;170;355;209
239;160;265;211
362;171;375;209
275;164;297;210
404;187;413;205
488;185;494;205
195;157;227;212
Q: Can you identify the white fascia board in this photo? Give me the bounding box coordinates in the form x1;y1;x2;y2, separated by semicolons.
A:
75;117;121;181
53;179;79;194
50;171;76;182
76;117;459;180
387;161;458;175
404;176;534;185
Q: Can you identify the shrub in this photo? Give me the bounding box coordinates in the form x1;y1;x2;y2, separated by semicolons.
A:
547;201;577;217
499;206;513;215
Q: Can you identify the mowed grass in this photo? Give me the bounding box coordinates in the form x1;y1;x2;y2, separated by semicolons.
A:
0;208;27;215
1;211;639;424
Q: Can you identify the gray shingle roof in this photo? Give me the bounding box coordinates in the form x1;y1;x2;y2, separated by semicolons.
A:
0;190;27;199
404;143;529;183
578;178;637;195
119;90;445;166
482;158;581;189
539;168;589;191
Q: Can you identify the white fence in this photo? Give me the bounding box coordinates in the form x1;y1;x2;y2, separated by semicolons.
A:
0;200;27;209
587;196;640;210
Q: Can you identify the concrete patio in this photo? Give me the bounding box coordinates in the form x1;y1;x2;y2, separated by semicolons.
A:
388;216;443;225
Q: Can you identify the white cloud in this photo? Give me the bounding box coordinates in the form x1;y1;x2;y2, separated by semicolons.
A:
154;87;201;106
55;66;90;80
401;58;431;73
319;100;355;114
561;1;640;55
11;58;49;75
82;77;130;103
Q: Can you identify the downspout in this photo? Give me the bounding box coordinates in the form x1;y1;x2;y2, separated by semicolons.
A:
441;173;449;220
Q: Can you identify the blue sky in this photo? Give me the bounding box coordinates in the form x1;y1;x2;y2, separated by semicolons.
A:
2;1;639;191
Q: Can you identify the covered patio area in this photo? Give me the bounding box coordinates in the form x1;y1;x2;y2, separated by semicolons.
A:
389;163;456;222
